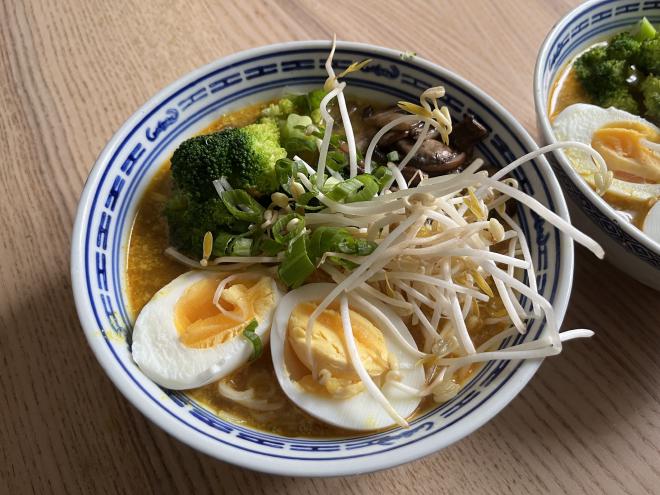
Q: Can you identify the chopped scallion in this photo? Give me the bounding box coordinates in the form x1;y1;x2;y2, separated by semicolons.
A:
278;234;315;288
220;190;264;223
242;319;263;361
231;237;253;256
386;150;400;162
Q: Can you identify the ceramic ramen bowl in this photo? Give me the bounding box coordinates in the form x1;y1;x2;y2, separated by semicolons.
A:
72;40;573;476
535;0;660;290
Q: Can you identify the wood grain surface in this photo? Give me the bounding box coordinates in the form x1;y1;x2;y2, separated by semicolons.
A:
1;0;659;493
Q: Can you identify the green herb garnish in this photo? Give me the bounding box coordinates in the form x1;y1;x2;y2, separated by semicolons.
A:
242;319;263;361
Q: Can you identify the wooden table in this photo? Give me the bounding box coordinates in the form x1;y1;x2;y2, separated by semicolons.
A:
2;0;659;493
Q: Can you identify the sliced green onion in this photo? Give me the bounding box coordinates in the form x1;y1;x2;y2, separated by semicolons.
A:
386;150;400;162
330;133;346;148
242;319;263;361
283;137;317;155
329;255;359;270
327;150;348;172
351;175;379;202
296;190;324;211
322;176;342;193
220;189;264;223
310;226;343;260
636;17;656;41
272;213;305;244
326;174;379;203
212;232;234;256
309;226;377;261
275;158;307;191
278;234;315;288
373;166;394;191
336;236;377;256
282;114;317;155
260;238;285;256
231;237;253;256
325;177;363;202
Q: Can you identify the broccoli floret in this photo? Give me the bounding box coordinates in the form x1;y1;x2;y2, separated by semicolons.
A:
637;35;660;74
641;75;660;121
261;97;297;120
260;90;328;126
170;120;286;199
606;32;641;61
574;46;629;99
164;190;249;256
224;120;287;195
598;88;640;114
170;132;229;200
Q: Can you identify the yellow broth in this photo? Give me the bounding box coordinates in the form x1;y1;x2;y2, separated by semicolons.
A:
126;100;509;438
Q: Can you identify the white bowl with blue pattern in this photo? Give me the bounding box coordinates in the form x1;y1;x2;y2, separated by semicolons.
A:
71;41;574;476
535;0;660;290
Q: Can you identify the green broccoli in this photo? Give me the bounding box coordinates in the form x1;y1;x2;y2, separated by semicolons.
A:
164;190;251;256
637;35;660;74
599;88;641;114
606;32;641;61
260;90;328;126
170;120;286;199
222;120;287;195
572;20;660;118
574;46;629;98
641;75;660;122
260;97;297;120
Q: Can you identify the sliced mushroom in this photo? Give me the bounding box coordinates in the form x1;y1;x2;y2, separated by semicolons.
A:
363;108;411;129
395;138;467;173
363;108;419;146
450;116;488;152
409;120;439;141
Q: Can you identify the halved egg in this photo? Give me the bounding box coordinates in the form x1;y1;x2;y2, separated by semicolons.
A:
270;283;425;431
132;270;281;390
643;201;660;243
552;103;660;203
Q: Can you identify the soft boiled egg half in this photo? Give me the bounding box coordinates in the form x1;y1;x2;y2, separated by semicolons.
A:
552;103;660;202
270;283;425;431
132;270;281;390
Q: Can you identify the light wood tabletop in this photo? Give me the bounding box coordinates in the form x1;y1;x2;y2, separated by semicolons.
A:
2;0;659;493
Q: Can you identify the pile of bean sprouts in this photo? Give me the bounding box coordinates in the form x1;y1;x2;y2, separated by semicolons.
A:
299;38;608;427
167;37;611;427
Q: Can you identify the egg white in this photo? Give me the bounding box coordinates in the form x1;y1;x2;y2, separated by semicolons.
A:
270;283;425;431
132;270;281;390
643;201;660;243
552;103;660;201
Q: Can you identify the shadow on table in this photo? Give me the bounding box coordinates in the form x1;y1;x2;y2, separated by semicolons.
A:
5;245;658;493
496;246;660;463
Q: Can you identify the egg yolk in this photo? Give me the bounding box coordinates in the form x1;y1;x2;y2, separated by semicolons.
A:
286;302;390;398
591;121;660;183
174;276;274;348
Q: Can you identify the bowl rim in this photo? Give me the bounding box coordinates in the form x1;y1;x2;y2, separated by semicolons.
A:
533;0;660;256
71;39;574;476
